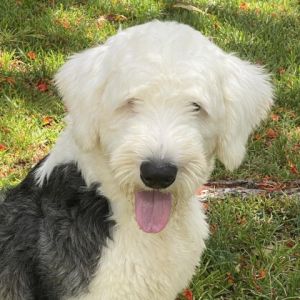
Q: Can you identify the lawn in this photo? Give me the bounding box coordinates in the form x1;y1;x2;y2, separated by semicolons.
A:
0;0;299;299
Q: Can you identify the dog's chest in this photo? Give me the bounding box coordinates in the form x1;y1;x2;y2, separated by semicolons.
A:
70;199;208;300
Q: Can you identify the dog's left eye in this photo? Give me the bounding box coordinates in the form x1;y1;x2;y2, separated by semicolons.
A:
191;102;202;112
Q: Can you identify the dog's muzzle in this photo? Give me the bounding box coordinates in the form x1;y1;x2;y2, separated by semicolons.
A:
140;160;177;189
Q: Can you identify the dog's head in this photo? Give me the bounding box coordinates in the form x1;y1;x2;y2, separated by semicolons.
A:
55;21;273;233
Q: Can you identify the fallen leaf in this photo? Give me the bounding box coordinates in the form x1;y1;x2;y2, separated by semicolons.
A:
105;14;127;22
202;202;209;212
4;77;16;85
239;2;249;10
256;269;267;280
27;51;36;60
289;162;298;175
277;67;286;75
213;22;221;30
257;179;283;192
254;133;262;141
285;240;295;248
96;16;107;28
182;289;193;300
266;128;278;139
42;116;54;127
36;81;48;92
210;224;218;234
237;215;247;225
271;114;280;121
57;18;71;29
226;272;235;285
0;143;7;151
292;143;300;152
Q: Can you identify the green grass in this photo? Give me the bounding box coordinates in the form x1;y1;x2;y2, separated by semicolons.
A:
0;0;299;298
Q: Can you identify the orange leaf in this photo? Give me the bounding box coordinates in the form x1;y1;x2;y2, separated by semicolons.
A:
42;116;54;127
5;77;16;85
285;240;295;248
271;114;280;121
202;202;209;212
266;128;278;139
210;224;218;234
239;2;249;10
254;133;262;141
105;14;127;22
277;67;286;75
0;143;7;151
57;18;71;29
226;272;235;285
289;162;298;174
36;81;48;92
182;289;193;300
256;269;267;280
237;215;247;225
27;51;36;60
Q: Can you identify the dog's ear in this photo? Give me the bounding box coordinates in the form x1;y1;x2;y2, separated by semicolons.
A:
216;55;274;170
55;46;107;151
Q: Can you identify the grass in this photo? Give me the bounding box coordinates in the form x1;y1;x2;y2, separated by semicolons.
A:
0;0;299;298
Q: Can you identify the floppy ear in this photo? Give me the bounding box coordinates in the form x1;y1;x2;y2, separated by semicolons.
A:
55;46;108;151
216;55;274;170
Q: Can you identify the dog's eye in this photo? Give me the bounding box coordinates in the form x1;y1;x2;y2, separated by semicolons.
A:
191;102;202;112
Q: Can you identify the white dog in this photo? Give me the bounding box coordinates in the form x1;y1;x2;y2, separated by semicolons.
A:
0;20;273;300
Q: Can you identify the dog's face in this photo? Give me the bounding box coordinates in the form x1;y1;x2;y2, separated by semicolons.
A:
54;21;273;233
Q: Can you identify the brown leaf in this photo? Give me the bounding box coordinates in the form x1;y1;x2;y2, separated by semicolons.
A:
237;215;247;225
27;51;37;60
271;114;280;121
289;162;298;175
4;77;16;85
182;289;193;300
239;2;249;10
57;18;71;29
0;143;7;151
254;133;262;141
255;8;261;15
226;272;235;285
285;240;295;248
201;202;209;212
96;16;107;28
105;14;127;23
36;81;48;92
42;116;54;127
213;22;221;30
210;224;218;234
256;269;267;280
266;128;278;139
277;67;286;75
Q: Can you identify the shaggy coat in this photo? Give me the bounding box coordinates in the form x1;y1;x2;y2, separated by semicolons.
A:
0;21;273;300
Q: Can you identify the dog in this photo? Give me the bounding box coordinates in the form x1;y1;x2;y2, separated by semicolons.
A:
0;20;273;300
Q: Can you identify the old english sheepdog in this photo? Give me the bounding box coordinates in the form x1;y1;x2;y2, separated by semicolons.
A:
0;21;273;299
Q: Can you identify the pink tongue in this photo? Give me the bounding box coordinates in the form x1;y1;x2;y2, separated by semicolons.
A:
135;191;172;233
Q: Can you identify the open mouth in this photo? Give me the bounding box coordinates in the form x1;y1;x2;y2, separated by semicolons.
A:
135;190;172;233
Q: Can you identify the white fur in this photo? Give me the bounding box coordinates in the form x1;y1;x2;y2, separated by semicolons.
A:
36;21;273;299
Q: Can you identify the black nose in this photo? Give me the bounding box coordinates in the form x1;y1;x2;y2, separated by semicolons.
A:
140;161;178;189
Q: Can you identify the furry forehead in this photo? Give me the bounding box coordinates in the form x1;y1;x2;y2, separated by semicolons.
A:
55;20;273;170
